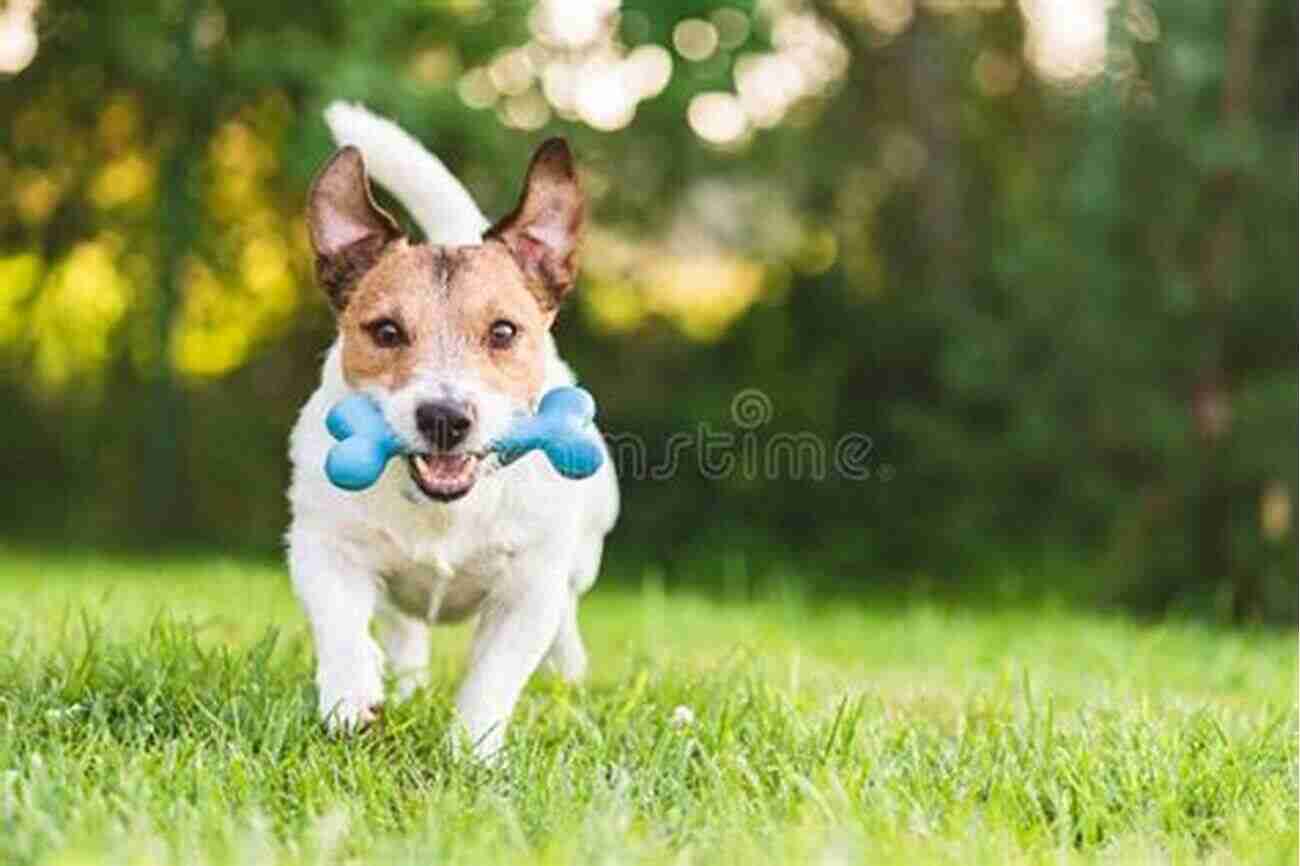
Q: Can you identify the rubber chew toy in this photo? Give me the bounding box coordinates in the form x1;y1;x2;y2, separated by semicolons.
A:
324;394;404;491
490;386;604;479
324;386;604;491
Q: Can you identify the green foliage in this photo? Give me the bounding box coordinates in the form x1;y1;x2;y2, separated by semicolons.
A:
0;1;1295;620
0;551;1294;864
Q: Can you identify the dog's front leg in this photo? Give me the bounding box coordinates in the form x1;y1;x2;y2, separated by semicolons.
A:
455;561;567;758
289;525;384;733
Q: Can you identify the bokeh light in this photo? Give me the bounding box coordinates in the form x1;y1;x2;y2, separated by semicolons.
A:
171;100;303;380
625;45;673;99
832;0;1149;92
457;68;497;109
529;0;618;49
460;0;673;132
1019;0;1109;84
501;90;551;131
0;251;43;348
31;238;132;391
711;7;751;50
455;2;849;140
689;92;749;145
856;0;914;38
714;7;849;139
673;18;720;62
574;56;638;131
0;0;38;75
489;48;534;97
581;228;767;340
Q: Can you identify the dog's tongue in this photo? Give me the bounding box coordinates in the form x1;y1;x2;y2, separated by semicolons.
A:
410;452;478;491
413;453;475;489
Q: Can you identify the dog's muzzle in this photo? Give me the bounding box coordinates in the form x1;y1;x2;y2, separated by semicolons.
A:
408;399;479;501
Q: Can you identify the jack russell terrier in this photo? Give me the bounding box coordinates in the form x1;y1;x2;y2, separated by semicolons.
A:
287;103;619;756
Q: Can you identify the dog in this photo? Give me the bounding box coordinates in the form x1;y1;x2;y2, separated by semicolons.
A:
287;103;618;757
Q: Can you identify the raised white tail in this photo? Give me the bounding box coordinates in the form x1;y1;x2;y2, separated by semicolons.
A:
323;101;490;246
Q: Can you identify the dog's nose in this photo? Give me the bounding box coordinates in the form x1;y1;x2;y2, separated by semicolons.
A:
415;400;473;451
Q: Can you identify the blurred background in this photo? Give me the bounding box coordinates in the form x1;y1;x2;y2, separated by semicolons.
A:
0;0;1294;622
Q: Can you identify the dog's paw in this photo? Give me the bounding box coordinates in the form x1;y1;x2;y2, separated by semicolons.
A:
320;694;384;734
318;668;386;734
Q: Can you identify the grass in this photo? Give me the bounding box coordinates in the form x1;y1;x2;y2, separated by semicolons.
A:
0;548;1294;865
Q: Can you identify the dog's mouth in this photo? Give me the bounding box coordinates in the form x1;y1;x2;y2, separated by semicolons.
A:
406;453;479;502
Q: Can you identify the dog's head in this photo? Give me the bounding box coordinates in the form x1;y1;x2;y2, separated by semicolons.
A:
307;140;582;502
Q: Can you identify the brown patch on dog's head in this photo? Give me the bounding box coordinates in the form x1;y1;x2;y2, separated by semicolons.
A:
306;139;584;430
334;241;437;391
332;242;553;405
443;242;554;405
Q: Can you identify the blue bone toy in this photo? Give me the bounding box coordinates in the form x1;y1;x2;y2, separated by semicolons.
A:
324;386;604;491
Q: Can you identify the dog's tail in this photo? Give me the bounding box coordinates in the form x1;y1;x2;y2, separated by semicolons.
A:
323;101;490;246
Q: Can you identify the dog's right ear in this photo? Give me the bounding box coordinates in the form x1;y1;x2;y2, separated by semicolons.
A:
307;146;402;311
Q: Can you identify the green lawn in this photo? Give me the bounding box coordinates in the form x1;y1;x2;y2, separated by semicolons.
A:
0;549;1294;865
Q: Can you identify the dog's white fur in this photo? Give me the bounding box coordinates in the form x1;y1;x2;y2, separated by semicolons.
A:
323;103;490;246
287;103;618;755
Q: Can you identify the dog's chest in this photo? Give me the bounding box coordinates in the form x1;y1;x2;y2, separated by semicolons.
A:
374;526;516;622
381;561;492;622
361;474;542;622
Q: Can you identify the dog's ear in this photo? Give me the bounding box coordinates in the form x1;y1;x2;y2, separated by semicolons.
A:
307;146;402;311
485;138;584;309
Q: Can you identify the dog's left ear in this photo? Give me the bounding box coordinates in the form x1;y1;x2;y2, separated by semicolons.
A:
485;138;584;309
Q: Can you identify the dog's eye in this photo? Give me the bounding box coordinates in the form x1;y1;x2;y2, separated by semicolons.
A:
366;318;407;348
488;319;518;349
